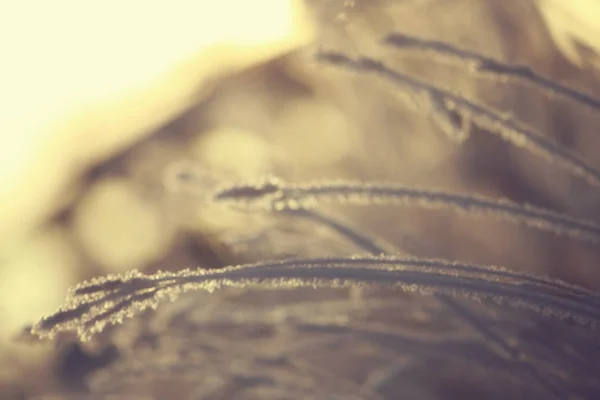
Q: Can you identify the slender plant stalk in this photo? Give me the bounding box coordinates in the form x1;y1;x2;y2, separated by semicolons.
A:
317;52;600;186
211;177;600;245
32;255;600;342
383;32;600;113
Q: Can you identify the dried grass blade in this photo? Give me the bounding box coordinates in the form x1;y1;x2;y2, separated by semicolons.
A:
214;178;600;246
317;52;600;186
31;256;600;340
383;32;600;113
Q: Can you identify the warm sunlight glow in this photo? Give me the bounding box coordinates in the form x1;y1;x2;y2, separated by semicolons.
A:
535;0;600;67
0;0;313;250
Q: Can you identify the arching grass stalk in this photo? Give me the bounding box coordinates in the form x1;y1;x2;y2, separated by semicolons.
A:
210;177;600;245
316;52;600;186
32;255;600;341
382;32;600;113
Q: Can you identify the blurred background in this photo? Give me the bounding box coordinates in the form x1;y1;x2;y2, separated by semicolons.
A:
1;0;600;397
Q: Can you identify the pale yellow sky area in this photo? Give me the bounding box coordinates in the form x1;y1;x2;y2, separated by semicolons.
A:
0;0;314;253
0;0;313;345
